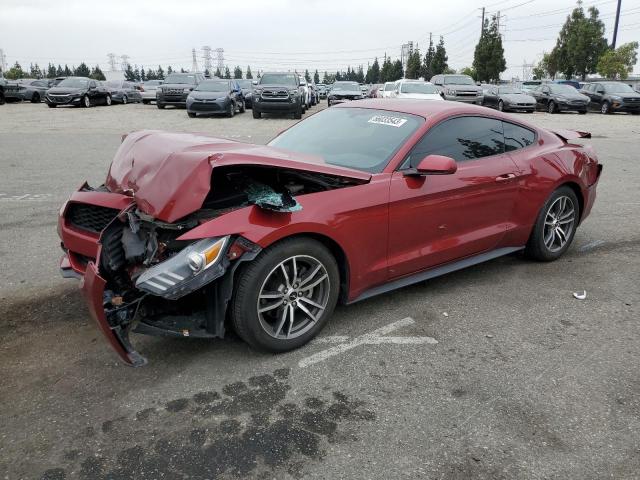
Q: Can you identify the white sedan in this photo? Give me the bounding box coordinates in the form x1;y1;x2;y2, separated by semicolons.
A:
394;80;444;101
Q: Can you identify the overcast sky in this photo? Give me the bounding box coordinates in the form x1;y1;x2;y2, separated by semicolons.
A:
1;0;638;80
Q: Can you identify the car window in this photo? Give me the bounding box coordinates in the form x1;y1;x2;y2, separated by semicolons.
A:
503;121;536;152
404;116;505;167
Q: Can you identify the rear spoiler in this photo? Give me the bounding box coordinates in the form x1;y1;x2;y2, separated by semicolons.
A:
550;129;592;142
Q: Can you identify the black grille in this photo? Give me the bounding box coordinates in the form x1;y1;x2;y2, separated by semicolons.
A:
66;203;119;233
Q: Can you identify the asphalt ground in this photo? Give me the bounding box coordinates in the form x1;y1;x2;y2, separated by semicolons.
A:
0;101;638;480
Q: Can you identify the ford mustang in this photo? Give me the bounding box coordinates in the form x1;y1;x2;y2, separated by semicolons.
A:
58;100;602;366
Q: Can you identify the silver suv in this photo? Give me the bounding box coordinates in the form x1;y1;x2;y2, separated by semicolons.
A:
431;74;483;104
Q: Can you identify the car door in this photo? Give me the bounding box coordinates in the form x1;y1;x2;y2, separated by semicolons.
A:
387;116;521;278
591;83;606;110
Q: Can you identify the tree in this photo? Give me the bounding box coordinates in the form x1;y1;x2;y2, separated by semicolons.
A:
459;66;477;80
89;65;106;81
322;71;329;83
47;63;57;79
234;65;243;79
405;49;422;79
431;37;448;75
379;56;393;82
355;65;365;83
156;66;165;80
214;67;221;78
63;65;72;76
73;62;91;77
167;66;173;75
4;62;25;80
365;58;380;84
304;69;311;82
533;51;559;79
473;16;506;82
551;3;608;80
140;67;146;82
597;41;639;79
246;66;253;79
124;64;136;81
422;37;436;80
313;69;319;84
224;66;231;79
28;63;43;79
390;59;404;81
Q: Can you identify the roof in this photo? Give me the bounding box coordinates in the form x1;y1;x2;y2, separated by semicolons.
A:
336;98;495;118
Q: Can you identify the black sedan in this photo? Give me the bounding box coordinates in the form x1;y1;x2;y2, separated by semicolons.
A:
105;80;142;104
186;79;245;117
482;85;536;113
45;77;112;108
236;79;254;108
530;83;588;114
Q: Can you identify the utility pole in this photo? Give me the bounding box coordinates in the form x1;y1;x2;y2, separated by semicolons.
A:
0;48;7;73
120;55;130;71
215;48;224;72
107;53;117;71
480;7;485;36
202;46;212;73
612;0;622;48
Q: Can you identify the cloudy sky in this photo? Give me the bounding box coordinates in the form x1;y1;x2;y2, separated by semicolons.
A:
1;0;638;80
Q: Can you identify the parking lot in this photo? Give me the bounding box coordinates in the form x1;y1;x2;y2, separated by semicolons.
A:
0;103;639;479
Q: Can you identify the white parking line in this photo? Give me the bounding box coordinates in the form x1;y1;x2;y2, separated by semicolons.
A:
299;317;438;368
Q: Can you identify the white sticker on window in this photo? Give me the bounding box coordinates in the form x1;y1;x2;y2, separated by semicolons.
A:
368;115;408;128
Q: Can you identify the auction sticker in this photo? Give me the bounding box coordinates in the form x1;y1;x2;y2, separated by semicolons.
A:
368;115;408;128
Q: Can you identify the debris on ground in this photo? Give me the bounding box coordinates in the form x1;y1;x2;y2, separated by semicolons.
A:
573;291;587;300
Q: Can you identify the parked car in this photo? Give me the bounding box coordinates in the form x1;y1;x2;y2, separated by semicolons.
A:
57;99;601;366
16;79;50;103
360;85;369;98
394;80;443;101
580;81;640;114
45;77;111;108
530;83;588;114
156;72;205;109
186;79;245;117
0;77;26;102
252;72;305;119
482;85;536;113
327;81;363;106
431;74;483;104
105;80;143;104
236;79;254;108
140;80;163;104
299;77;312;109
520;80;542;94
554;79;581;90
380;81;397;98
317;83;328;98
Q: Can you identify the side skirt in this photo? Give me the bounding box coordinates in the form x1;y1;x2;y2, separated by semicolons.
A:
349;246;524;304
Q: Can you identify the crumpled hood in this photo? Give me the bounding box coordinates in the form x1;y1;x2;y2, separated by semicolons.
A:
106;130;371;223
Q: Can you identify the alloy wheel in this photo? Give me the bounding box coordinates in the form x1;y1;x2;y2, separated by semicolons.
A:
106;95;112;106
257;255;330;340
122;95;128;104
83;95;90;107
543;195;575;252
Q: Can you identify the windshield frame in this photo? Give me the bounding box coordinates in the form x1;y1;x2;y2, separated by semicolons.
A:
195;80;230;92
443;75;475;85
164;74;197;85
332;82;360;92
549;84;577;94
603;83;635;94
400;82;439;94
57;78;89;88
259;73;298;87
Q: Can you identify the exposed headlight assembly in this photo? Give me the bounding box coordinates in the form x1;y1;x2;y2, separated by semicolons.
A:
135;236;229;300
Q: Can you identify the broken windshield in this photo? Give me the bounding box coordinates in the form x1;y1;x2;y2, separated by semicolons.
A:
268;107;423;173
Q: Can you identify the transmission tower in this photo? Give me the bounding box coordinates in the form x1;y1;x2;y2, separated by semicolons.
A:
0;49;7;73
191;48;199;72
120;55;130;71
215;48;224;72
107;53;117;71
202;46;212;73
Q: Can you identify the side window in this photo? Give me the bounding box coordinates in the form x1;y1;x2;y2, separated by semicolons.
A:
89;81;97;88
404;116;505;167
503;121;536;152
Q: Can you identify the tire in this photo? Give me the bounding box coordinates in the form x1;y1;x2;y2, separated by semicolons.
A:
142;99;150;104
239;100;246;113
105;94;112;106
294;106;302;119
227;102;235;117
601;101;610;114
231;237;340;352
547;101;556;114
31;93;40;103
0;93;5;105
187;111;196;118
252;108;261;119
632;111;640;115
525;186;580;262
47;103;57;108
82;95;91;108
122;95;128;105
327;100;331;107
498;100;504;112
157;103;165;109
578;110;587;115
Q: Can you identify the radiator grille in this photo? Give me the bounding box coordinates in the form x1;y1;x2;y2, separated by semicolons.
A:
66;203;119;233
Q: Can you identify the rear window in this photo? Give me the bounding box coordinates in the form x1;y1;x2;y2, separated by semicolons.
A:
503;122;536;152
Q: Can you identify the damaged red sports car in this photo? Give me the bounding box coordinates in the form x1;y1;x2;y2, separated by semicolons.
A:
58;100;602;365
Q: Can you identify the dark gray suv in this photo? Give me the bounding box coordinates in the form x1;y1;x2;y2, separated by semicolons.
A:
580;81;640;114
431;74;483;104
252;72;304;119
157;73;205;109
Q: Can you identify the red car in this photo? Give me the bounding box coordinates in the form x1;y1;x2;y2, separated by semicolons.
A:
58;100;602;366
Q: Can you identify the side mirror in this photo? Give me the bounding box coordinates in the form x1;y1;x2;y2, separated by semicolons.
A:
252;80;258;85
476;82;481;86
405;155;457;176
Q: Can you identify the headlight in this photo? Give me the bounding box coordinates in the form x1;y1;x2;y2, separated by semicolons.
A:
254;89;262;96
289;90;298;96
183;87;192;93
135;236;229;300
610;95;621;101
446;88;456;95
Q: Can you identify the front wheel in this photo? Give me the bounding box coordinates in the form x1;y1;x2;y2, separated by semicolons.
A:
578;110;587;115
239;100;246;113
231;238;340;352
601;101;610;114
294;106;302;119
525;186;579;261
547;101;556;114
82;95;91;108
142;99;150;104
105;94;112;106
498;100;504;112
187;111;196;118
252;108;261;119
47;103;57;108
31;93;41;103
122;95;128;105
227;101;235;117
157;102;165;109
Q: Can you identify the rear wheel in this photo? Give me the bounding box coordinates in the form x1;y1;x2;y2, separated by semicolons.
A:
122;95;128;105
231;238;339;352
239;100;246;113
31;93;40;103
0;92;5;105
525;186;579;261
498;100;504;112
601;101;610;114
578;109;587;115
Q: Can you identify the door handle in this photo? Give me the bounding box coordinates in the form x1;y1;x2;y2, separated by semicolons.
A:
495;173;517;182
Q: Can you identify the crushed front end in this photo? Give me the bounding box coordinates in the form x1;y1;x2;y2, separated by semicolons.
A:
58;184;260;366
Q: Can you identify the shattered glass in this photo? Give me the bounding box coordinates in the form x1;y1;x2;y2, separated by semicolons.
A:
245;182;303;212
